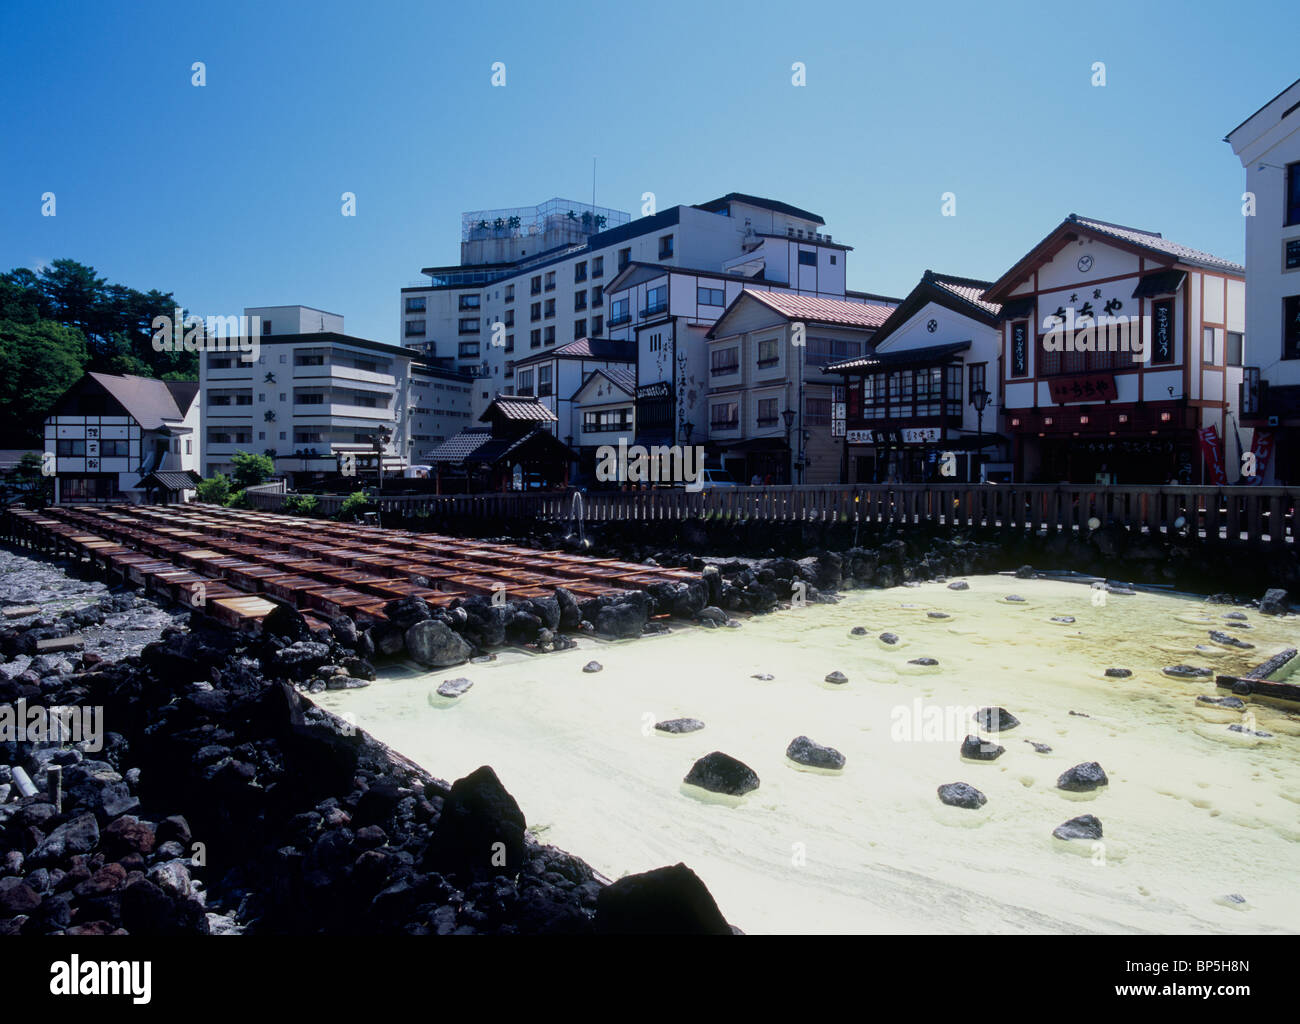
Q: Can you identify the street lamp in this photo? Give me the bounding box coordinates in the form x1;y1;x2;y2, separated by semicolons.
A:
683;420;694;445
970;387;991;483
782;408;796;484
372;426;392;497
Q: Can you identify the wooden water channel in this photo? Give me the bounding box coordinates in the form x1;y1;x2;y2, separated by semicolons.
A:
247;483;1298;546
0;504;694;634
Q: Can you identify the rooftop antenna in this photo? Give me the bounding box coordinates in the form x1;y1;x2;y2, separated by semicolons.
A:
592;156;596;210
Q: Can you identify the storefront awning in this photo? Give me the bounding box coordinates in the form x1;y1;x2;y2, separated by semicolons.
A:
1132;269;1187;298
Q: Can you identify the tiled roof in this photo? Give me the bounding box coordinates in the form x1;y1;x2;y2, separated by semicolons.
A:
481;395;558;423
1069;215;1244;274
599;367;636;392
743;290;895;329
426;428;492;462
141;470;202;491
927;273;1001;317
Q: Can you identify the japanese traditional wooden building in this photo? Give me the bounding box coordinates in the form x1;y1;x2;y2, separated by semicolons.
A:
983;214;1246;484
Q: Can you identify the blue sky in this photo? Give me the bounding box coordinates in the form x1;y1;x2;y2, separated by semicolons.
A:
1;0;1294;341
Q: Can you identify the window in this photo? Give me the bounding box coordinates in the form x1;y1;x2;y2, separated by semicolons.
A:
698;286;725;306
757;337;780;368
806;397;831;425
458;342;479;358
659;235;674;259
1285;295;1300;360
185;439;192;455
530;329;541;349
710;401;739;430
295;390;325;405
262;321;272;335
257;431;266;442
518;369;534;395
830;254;837;265
711;347;739;376
405;320;426;337
574;319;586;339
405;296;426;313
544;271;556;291
583;409;632;433
757;397;778;427
575;262;587;283
807;337;863;367
531;303;541;322
538;365;553;397
56;439;86;456
618;247;631;271
459;295;480;311
644;285;667;316
295;351;325;366
544;299;555;318
293;431;323;445
208;354;233;369
946;364;963;404
969;363;986;402
592;315;603;336
1288;162;1300;227
591;285;603;307
609;298;630;326
458;318;480;334
1203;327;1216;364
505;284;514;302
505;334;514;353
1227;331;1244;366
592;256;604;278
530;276;542;295
798;250;817;267
544;326;555;345
574;290;587;311
504;309;514;328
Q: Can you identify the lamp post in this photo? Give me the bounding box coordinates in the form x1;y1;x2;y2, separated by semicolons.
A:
782;407;796;484
683;420;694;446
970;387;990;483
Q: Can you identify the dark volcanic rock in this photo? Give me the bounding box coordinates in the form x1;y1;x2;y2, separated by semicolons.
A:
961;734;1004;761
947;581;970;591
823;670;848;685
1057;761;1109;792
1053;814;1103;841
683;752;760;797
425;766;526;882
1104;668;1132;678
1258;588;1288;616
384;596;433;630
1208;630;1254;650
974;707;1019;732
1163;665;1211;679
595;863;732;935
785;735;845;770
654;718;705;734
405;620;471;668
435;677;473;699
1197;695;1245;709
879;632;900;645
30;813;100;865
937;782;986;809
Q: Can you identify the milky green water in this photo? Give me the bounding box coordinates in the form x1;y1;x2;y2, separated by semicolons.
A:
316;576;1300;934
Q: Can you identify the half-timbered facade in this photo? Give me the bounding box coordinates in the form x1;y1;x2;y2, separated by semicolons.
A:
983;214;1246;484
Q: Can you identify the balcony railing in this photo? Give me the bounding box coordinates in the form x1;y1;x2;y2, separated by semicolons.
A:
641;302;668;318
608;312;631;327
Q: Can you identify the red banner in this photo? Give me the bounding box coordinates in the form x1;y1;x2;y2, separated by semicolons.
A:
1247;429;1276;485
1198;425;1227;485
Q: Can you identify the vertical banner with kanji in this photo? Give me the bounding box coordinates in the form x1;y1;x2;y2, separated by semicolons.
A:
1197;425;1227;485
1247;429;1275;485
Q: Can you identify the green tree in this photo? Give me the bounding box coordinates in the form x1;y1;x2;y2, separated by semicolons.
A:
230;450;274;489
0;319;90;445
195;473;231;505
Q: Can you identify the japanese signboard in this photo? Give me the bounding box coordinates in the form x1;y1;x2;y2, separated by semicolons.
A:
1048;375;1116;404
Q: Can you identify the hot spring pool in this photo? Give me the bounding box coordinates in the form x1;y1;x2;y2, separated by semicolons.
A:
315;575;1300;935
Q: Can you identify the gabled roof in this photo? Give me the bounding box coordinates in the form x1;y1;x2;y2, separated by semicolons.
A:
479;394;558;423
706;289;894;338
693;193;825;226
469;427;573;465
1224;76;1300;143
140;470;202;491
570;367;635;402
511;338;636;367
87;373;195;430
860;270;1001;351
983;214;1244;302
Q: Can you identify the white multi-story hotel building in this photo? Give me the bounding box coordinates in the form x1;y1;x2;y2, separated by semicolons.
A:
198;305;468;486
399;193;890;428
1226;76;1300;482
